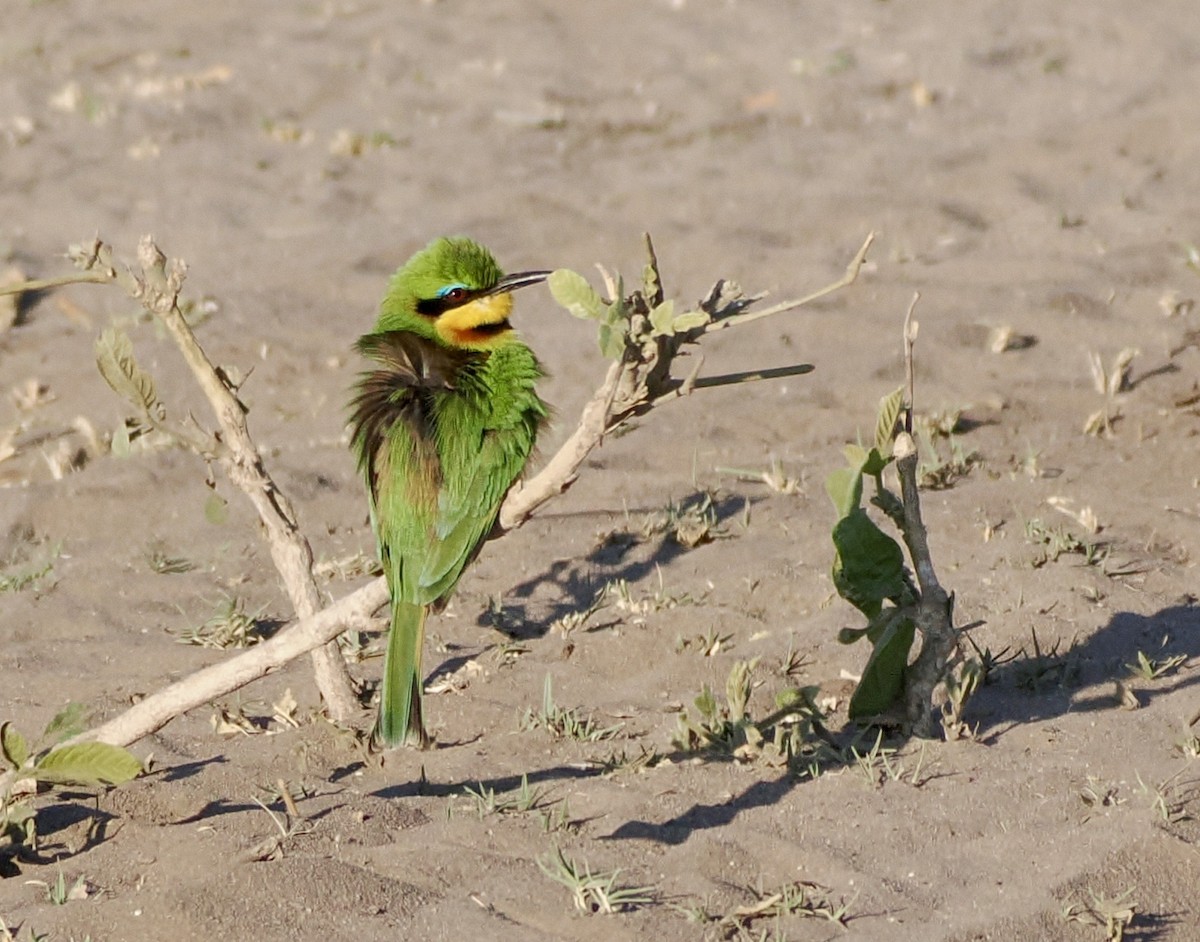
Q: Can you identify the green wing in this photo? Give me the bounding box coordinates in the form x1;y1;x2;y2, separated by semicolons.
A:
417;423;532;601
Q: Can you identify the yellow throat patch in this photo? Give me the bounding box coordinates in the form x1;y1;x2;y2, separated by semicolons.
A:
434;292;514;348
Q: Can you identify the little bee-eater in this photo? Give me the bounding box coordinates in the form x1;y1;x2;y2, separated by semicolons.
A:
349;237;549;748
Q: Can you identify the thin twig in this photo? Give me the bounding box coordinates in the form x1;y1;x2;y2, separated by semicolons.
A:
892;297;956;737
0;270;113;295
703;232;875;334
903;291;920;432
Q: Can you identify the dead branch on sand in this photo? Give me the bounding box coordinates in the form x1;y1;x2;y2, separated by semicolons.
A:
0;232;873;756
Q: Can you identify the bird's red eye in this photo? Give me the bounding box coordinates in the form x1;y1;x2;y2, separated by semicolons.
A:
442;286;467;303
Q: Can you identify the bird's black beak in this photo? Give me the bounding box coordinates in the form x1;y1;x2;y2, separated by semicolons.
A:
481;270;551;297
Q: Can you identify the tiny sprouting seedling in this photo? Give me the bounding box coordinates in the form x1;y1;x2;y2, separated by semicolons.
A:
940;659;982;741
210;703;264;737
537;847;656;915
1024;518;1106;568
0;542;61;595
488;638;530;667
674;626;733;657
519;676;623;743
1012;628;1084;691
459;774;549;819
962;633;1018;684
1062;885;1136;941
848;731;930;788
672;660;827;767
174;595;266;648
32;868;90;905
1176;710;1200;758
1084;347;1138;437
722;877;852;932
776;640;812;679
607;568;697;618
335;627;383;664
641;490;721;548
668;896;718;925
915;432;980;489
716;459;804;495
539;798;575;834
550;586;607;636
913;409;980;489
1079;776;1123;812
589;744;665;777
143;542;195;574
1126;650;1187;682
1135;767;1198;828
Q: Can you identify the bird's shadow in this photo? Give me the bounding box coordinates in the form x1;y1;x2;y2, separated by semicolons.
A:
471;488;751;642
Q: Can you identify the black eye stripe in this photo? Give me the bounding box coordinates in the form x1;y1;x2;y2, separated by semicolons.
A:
416;289;479;317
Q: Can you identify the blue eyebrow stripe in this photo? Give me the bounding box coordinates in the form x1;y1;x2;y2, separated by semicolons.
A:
437;283;467;298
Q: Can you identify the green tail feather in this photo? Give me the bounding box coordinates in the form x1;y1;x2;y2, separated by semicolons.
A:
377;599;429;748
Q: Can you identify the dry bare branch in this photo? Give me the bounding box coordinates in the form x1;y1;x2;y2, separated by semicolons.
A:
3;232;873;755
66;236;359;720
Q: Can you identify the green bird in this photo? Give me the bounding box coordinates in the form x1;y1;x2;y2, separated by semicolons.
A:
349;237;549;748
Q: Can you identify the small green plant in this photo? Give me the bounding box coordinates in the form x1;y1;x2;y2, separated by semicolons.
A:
1062;885;1136;941
849;731;930;788
716;459;803;495
2;706;142;861
519;676;623;743
776;640;812;679
721;878;852;933
913;410;980;489
1135;768;1197;827
607;568;696;617
1024;518;1105;567
459;774;549;818
0;543;61;594
589;744;665;777
825;389;919;720
1126;650;1187;681
641;490;721;548
36;868;89;905
550;586;607;636
940;659;982;740
674;625;733;656
672;660;827;767
174;595;266;648
143;542;195;574
537;846;656;914
826;304;962;736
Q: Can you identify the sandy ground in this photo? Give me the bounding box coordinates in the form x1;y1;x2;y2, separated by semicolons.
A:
3;1;1200;939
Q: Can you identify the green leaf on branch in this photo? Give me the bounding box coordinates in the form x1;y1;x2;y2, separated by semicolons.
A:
669;308;709;334
1;722;29;769
831;508;908;618
42;702;87;744
825;467;864;518
842;443;869;472
34;742;143;787
875;386;905;455
548;269;605;321
861;446;891;477
95;327;166;421
597;323;625;361
848;615;915;719
648;299;676;336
